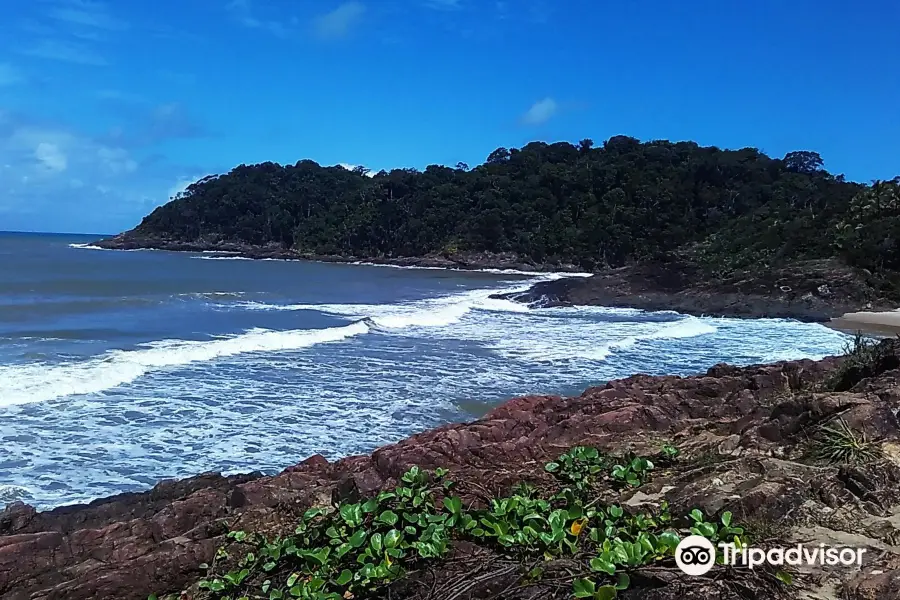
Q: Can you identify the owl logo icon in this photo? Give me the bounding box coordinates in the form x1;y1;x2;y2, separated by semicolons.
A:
675;535;716;576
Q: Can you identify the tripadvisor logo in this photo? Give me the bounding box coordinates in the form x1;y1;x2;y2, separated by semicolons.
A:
675;535;867;576
675;535;716;576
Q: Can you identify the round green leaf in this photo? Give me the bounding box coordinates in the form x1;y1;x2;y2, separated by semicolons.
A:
378;510;399;526
335;569;353;586
349;529;368;548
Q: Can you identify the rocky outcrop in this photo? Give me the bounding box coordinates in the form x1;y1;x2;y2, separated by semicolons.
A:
5;343;900;599
494;258;897;321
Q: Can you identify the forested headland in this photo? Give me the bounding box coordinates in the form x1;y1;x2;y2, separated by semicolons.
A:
104;136;900;284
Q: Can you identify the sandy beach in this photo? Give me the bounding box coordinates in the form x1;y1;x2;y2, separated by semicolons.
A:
827;309;900;337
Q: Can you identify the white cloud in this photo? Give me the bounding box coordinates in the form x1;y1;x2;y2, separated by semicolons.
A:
35;143;68;173
313;2;366;40
2;121;139;192
522;97;558;125
0;112;209;233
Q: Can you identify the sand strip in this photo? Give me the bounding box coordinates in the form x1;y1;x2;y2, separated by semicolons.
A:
827;310;900;337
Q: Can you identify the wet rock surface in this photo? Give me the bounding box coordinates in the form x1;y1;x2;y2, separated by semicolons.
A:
5;342;900;599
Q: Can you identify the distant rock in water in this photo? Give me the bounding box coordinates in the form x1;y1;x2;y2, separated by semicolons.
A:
493;258;898;321
491;289;562;309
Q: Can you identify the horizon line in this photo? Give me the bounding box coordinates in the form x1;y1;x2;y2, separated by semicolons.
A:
0;230;113;237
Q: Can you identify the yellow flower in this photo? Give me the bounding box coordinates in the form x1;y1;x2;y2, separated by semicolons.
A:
570;518;587;536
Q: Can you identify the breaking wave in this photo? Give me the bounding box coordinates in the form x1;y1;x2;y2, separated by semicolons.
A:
0;322;370;407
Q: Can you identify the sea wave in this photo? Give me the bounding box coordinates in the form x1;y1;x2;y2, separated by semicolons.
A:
0;321;370;407
192;256;255;261
487;314;718;363
348;261;593;277
68;244;158;252
0;484;32;503
0;276;560;407
227;278;721;364
233;283;537;329
177;292;246;299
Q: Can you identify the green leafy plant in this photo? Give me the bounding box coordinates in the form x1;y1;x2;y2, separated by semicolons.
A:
609;456;654;488
545;446;608;492
188;451;749;600
688;509;745;547
573;577;620;599
196;467;459;600
660;443;680;460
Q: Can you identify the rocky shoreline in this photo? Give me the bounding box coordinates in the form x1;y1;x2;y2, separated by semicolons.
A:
494;258;899;323
5;340;900;599
92;235;899;322
90;234;583;273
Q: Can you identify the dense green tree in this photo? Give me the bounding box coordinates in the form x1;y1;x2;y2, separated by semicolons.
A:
784;150;825;174
130;137;897;277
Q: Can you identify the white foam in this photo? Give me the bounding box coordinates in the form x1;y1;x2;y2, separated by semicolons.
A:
239;283;538;330
233;281;719;364
178;292;246;299
348;261;593;277
0;484;32;503
0;321;370;407
192;256;254;261
487;313;718;363
68;244;157;252
647;316;718;340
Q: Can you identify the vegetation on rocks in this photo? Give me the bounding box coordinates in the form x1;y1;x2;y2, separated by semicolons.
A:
114;139;900;285
824;333;900;392
167;445;751;600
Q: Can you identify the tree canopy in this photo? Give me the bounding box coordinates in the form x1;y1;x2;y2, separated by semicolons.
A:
131;137;899;276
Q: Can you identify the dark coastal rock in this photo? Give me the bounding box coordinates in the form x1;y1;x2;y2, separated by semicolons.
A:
5;343;900;599
495;258;896;321
91;234;582;273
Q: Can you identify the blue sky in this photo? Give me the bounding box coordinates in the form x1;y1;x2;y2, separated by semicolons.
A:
1;0;898;234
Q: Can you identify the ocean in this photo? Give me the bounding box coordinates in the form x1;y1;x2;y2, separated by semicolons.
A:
0;232;851;509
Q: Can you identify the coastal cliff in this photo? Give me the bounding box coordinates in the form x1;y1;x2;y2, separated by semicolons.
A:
5;338;900;600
